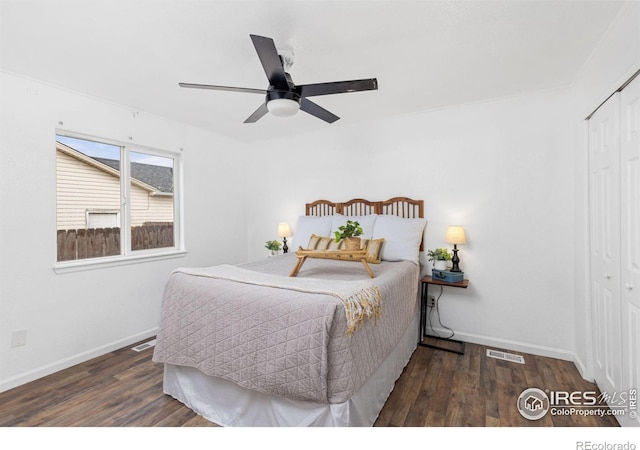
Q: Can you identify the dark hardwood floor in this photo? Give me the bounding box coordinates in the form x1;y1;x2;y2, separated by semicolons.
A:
0;338;619;427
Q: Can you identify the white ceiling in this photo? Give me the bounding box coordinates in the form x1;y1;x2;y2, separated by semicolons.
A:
0;0;627;142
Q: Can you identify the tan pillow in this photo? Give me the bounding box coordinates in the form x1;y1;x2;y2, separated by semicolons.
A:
307;234;345;250
361;238;384;264
306;235;384;264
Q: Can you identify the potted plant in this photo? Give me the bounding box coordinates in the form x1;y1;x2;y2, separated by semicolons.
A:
334;220;364;251
427;248;452;270
265;240;282;257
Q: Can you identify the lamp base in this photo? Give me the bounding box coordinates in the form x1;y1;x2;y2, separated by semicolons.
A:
282;237;289;254
450;245;462;272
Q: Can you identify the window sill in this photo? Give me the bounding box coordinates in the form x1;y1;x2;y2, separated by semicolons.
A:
53;249;188;274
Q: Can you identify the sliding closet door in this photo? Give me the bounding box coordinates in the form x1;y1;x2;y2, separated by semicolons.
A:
588;92;622;400
620;74;640;427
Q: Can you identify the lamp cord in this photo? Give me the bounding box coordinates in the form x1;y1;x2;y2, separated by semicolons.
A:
428;285;455;339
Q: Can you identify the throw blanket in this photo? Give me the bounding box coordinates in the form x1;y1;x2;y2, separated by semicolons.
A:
175;265;381;335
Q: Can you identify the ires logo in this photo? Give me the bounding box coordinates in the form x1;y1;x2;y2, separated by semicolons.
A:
517;388;549;420
549;390;599;406
517;388;637;420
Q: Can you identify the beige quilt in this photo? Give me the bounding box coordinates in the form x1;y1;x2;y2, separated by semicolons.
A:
152;254;419;403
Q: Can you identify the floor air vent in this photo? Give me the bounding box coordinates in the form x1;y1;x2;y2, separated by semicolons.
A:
486;349;525;364
132;339;156;352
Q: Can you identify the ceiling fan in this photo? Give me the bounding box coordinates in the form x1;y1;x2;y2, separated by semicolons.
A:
179;34;378;124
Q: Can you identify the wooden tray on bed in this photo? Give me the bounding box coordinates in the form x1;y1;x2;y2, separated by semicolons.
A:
289;248;374;278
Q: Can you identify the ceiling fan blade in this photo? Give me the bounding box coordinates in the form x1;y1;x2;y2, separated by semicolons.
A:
298;78;378;97
179;82;267;94
243;102;269;123
300;98;339;123
250;34;289;90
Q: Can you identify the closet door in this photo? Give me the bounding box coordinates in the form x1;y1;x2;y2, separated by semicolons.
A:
588;92;622;400
620;74;640;427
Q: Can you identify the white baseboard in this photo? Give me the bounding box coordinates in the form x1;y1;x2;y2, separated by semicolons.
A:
572;353;594;382
428;327;575;362
1;327;584;393
0;328;158;393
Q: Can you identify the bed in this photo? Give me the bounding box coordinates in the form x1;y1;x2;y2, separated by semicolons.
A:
152;197;426;426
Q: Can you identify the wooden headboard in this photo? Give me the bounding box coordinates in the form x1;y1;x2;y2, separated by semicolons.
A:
305;197;424;219
305;197;425;250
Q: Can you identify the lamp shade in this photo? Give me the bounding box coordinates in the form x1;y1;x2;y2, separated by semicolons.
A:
445;225;466;245
267;99;300;117
277;222;292;238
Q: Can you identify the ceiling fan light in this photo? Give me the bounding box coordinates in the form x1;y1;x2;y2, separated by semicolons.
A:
267;98;300;117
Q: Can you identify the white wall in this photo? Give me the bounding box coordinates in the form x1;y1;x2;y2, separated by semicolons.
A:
569;2;640;379
2;3;637;392
245;87;576;359
244;4;640;364
0;72;248;391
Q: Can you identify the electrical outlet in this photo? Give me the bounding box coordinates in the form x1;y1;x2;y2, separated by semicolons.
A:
427;295;436;308
11;330;27;348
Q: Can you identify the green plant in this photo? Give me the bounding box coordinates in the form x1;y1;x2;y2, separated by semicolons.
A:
427;248;452;262
265;240;282;251
333;220;364;242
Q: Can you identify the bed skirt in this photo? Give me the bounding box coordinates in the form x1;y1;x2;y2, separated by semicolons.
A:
162;314;419;427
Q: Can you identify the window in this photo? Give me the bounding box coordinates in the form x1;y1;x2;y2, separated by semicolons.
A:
86;211;119;229
56;133;182;266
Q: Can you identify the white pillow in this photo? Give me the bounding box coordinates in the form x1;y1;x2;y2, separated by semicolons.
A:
330;214;377;240
291;215;333;250
371;215;426;264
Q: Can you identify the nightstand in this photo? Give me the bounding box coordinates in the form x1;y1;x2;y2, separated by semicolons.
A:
419;275;469;354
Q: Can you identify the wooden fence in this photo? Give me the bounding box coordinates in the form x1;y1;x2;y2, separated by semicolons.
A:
57;223;174;261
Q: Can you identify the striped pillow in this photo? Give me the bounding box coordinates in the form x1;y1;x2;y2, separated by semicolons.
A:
362;238;385;264
307;235;384;264
307;234;345;250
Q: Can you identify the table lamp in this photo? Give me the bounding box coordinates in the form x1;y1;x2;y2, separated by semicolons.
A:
445;225;466;272
277;222;292;253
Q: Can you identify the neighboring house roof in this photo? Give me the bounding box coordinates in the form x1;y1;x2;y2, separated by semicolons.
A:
93;157;173;194
56;142;173;196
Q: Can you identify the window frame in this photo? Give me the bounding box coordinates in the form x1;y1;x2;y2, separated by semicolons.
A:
54;131;186;273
